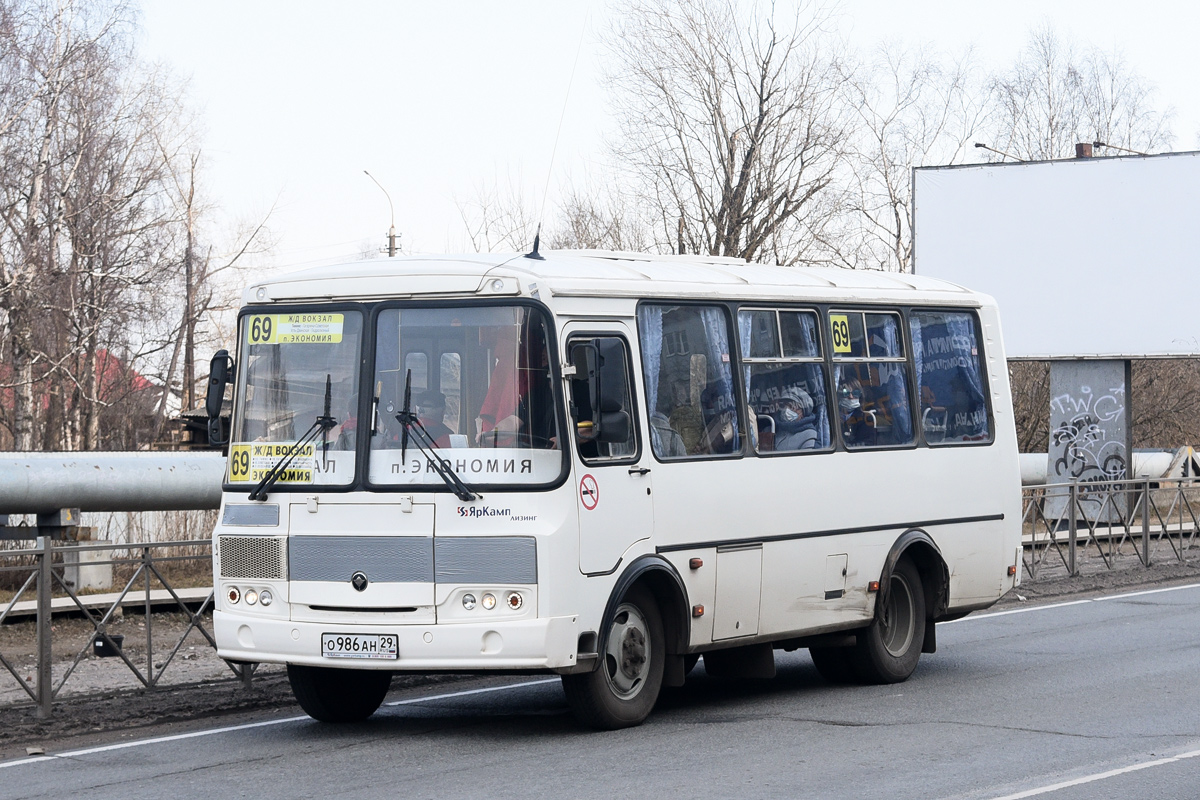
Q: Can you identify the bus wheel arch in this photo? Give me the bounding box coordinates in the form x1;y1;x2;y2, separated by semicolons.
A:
880;530;949;653
603;555;688;651
561;556;688;729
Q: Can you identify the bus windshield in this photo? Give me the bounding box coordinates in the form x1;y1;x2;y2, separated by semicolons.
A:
228;310;364;487
368;305;561;487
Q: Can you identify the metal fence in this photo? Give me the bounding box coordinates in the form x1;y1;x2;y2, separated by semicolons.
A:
0;537;255;719
4;478;1199;718
1022;477;1200;578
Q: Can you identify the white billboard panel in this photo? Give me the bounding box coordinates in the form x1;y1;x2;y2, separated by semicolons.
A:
913;152;1200;357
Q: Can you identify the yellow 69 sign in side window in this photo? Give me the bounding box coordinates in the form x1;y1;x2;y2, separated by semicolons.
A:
829;313;853;354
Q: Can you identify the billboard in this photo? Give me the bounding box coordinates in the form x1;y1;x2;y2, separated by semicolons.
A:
912;151;1200;358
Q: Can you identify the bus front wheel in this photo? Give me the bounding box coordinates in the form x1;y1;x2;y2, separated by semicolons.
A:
287;664;392;722
562;585;664;730
851;558;925;684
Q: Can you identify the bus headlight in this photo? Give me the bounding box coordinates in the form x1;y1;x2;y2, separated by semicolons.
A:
462;593;477;610
481;593;497;610
245;589;259;606
259;590;273;607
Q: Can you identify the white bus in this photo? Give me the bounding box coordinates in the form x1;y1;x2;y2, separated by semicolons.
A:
205;250;1022;729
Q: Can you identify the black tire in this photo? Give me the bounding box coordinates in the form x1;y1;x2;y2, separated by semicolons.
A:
562;585;665;730
287;665;392;723
849;558;926;684
809;645;859;684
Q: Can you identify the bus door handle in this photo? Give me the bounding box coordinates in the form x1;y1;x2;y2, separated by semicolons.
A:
628;467;651;476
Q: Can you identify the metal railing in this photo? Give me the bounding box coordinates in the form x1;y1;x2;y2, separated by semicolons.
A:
1022;477;1200;578
0;537;254;719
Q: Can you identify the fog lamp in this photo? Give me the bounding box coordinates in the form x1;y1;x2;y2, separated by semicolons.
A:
245;589;259;606
462;593;477;610
481;593;497;610
259;590;273;607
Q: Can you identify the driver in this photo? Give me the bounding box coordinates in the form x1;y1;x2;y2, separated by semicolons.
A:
414;390;453;448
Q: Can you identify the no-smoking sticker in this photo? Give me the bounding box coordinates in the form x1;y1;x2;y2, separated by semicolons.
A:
580;474;599;510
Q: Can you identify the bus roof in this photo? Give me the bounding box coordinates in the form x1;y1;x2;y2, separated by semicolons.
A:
246;250;986;307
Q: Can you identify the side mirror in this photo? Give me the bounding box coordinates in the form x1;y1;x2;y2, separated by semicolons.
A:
206;349;234;445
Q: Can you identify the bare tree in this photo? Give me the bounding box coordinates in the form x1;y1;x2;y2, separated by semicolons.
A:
838;43;986;271
0;0;258;451
985;26;1173;161
547;183;651;252
606;0;850;264
0;0;131;450
455;175;538;254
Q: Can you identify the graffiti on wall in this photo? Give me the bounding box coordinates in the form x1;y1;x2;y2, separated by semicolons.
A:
1049;386;1126;482
1045;361;1130;522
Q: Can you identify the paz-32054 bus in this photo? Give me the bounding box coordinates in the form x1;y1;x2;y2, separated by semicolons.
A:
204;251;1022;729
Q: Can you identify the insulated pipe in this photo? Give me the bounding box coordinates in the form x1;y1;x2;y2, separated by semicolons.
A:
0;452;225;514
1020;451;1178;486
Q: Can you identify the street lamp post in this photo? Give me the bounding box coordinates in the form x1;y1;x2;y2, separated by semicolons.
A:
363;170;398;257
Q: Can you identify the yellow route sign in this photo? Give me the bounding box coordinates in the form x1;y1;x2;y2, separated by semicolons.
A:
246;313;343;345
228;443;315;483
829;314;852;354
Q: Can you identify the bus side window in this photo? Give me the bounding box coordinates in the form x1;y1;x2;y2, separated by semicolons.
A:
568;336;638;463
909;310;992;444
638;304;739;458
737;308;831;454
831;310;914;449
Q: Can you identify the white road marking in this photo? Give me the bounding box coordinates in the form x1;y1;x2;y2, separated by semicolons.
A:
384;677;557;706
3;582;1198;771
987;747;1200;799
943;581;1200;624
0;677;559;770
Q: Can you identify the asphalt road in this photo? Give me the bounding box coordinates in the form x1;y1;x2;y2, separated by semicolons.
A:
4;583;1200;800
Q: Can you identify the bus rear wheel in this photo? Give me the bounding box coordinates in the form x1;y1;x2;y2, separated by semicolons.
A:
287;664;392;722
562;585;664;730
850;558;925;684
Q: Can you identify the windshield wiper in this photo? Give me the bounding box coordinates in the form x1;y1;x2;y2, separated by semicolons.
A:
394;368;479;502
248;374;337;501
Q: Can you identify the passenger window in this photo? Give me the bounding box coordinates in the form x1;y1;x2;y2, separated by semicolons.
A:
567;336;638;463
909;311;991;444
639;305;739;459
737;308;830;454
831;310;913;449
403;352;429;391
439;352;462;433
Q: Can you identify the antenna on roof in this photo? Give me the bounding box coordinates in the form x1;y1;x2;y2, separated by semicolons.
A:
525;12;587;261
527;223;545;260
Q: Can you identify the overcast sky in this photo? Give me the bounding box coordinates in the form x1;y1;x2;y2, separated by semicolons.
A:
137;1;1200;275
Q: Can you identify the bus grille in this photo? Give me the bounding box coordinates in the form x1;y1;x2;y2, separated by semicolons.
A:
216;535;287;580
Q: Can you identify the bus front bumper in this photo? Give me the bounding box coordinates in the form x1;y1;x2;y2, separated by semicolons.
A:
214;610;582;671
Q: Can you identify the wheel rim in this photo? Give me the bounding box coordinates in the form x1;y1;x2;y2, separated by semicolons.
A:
881;572;916;657
604;601;651;700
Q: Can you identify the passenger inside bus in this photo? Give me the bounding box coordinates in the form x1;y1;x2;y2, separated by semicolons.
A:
773;385;819;451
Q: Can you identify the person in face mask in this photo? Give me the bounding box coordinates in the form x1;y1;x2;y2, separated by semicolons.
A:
838;377;874;446
775;385;818;451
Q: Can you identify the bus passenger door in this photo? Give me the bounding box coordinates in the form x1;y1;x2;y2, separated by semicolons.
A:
565;328;653;575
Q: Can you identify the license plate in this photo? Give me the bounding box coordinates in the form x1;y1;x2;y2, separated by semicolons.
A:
320;633;399;660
